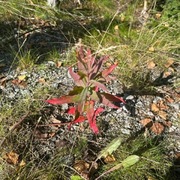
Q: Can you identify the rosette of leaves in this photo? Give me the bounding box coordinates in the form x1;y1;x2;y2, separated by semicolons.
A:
46;47;125;133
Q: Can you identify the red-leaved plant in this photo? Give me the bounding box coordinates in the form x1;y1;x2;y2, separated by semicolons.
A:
46;46;125;133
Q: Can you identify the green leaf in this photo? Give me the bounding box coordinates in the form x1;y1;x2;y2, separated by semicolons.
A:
96;155;140;179
70;175;83;180
121;155;140;168
69;86;84;96
77;87;88;113
97;137;122;159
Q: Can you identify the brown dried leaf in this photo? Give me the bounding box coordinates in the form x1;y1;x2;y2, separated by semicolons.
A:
11;79;21;85
158;100;168;111
56;61;62;68
163;120;172;127
140;118;153;127
48;132;56;138
147;61;156;69
155;13;161;19
11;79;27;88
19;160;26;167
38;78;46;84
164;59;174;68
150;122;165;135
163;71;171;78
151;103;159;113
5;151;19;165
158;111;167;120
50;117;62;124
73;160;90;173
148;47;155;52
165;96;174;103
104;154;116;163
19;81;27;88
114;25;119;31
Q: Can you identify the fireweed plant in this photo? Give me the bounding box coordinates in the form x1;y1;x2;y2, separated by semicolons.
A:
46;47;125;133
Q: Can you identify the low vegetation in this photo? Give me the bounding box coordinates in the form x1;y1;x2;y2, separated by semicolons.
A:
0;0;179;179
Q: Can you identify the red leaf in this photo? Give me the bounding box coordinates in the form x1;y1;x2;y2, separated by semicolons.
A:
68;115;86;129
102;93;125;103
90;80;109;92
101;96;119;109
86;48;92;70
69;67;84;86
46;95;80;105
99;93;125;108
69;67;80;81
67;107;76;114
77;47;87;73
95;107;104;116
85;101;104;134
91;57;104;76
102;63;118;78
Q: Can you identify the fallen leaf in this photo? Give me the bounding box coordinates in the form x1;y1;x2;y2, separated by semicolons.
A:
96;155;139;180
158;111;167;120
147;61;156;69
18;75;26;81
11;79;27;88
121;155;140;168
48;132;56;138
5;151;19;165
73;160;90;173
140;118;153;127
163;71;171;78
11;79;20;85
164;22;169;27
19;160;26;167
148;47;155;52
155;13;161;19
168;67;175;73
175;152;180;161
19;81;27;88
150;122;165;135
104;154;116;163
38;78;46;84
163;120;172;127
158;100;168;111
50;116;62;124
164;59;174;68
97;137;122;159
151;103;159;113
165;96;174;103
56;61;62;68
114;25;119;31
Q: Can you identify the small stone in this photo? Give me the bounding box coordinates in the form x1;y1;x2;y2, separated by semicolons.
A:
121;128;131;135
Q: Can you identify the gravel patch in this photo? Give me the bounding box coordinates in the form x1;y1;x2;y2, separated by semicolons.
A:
0;60;179;178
